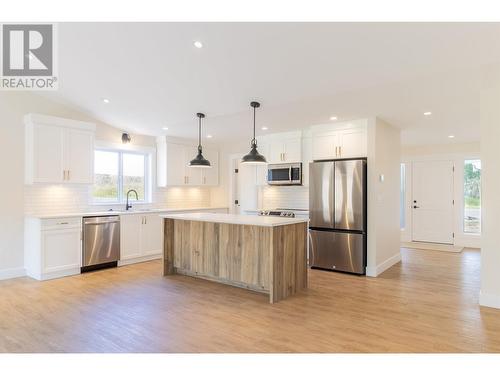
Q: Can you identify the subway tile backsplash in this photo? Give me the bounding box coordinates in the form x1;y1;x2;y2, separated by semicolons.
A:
24;184;211;216
259;185;309;210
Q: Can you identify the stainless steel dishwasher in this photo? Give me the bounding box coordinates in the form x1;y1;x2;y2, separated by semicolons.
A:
82;216;120;272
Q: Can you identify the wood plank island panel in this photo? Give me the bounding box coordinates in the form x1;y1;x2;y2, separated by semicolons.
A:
163;218;308;303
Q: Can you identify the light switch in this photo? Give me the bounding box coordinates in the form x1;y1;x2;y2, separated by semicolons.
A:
379;174;385;182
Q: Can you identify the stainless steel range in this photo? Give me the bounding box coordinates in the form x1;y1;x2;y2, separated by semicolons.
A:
258;209;296;218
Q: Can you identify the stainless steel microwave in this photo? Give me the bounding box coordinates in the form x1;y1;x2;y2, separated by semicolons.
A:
267;163;302;185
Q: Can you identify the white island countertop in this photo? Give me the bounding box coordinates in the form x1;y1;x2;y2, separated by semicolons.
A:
160;212;309;227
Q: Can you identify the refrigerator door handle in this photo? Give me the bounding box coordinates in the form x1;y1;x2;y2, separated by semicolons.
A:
308;230;314;267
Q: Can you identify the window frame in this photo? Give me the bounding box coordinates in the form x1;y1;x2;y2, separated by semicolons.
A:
463;159;481;235
92;142;153;205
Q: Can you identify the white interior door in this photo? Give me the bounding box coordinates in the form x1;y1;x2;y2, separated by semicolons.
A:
236;160;258;214
412;160;454;244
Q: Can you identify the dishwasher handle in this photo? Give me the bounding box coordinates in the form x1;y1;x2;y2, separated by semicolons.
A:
83;216;120;225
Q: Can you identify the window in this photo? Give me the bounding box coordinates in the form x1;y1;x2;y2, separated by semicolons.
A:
464;159;481;234
93;149;149;203
400;163;406;230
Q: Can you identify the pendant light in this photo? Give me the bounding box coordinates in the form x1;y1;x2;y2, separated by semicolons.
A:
241;101;267;164
188;113;211;168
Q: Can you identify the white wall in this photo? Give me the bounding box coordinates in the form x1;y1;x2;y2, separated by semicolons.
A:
479;66;500;309
400;142;481;248
366;117;402;277
0;92;213;280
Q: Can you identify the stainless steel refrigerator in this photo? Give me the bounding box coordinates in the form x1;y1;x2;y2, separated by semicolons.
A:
309;159;367;274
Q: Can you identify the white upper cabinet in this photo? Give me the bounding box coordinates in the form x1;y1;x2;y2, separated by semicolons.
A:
264;131;302;164
31;123;65;183
25;114;95;185
201;148;219;186
64;129;94;183
338;128;367;159
156;138;219;187
311;120;367;161
312;133;340;161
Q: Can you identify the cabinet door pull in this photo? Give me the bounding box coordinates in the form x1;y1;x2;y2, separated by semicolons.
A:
63;170;66;181
339;146;342;157
67;170;70;181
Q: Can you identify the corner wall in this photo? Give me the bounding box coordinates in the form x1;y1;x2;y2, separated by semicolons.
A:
479;66;500;309
366;117;402;277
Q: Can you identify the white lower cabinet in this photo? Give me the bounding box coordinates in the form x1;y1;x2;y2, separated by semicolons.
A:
25;217;82;281
119;213;163;265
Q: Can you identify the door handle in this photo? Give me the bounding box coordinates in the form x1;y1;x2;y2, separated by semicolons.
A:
413;205;420;209
308;231;314;267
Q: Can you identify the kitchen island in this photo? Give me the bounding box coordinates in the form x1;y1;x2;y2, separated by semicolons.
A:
161;212;308;303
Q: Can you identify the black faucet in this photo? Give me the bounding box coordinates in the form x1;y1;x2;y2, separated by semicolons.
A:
126;189;139;211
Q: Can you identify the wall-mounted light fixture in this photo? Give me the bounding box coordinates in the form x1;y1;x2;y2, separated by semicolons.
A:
122;133;131;144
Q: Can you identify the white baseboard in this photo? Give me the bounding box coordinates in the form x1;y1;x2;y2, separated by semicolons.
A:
0;267;26;281
366;252;401;277
401;241;464;253
479;291;500;309
118;254;162;267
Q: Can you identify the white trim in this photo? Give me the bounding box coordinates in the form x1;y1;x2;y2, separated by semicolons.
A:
401;241;463;253
118;254;162;266
25;113;96;132
94;140;155;154
479;290;500;309
0;267;26;281
366;252;401;277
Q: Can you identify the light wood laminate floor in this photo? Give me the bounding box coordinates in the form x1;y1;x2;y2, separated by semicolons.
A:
1;247;500;352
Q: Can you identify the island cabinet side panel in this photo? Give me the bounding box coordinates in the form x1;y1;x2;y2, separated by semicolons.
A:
270;222;308;303
163;219;175;275
201;222;220;277
218;223;271;292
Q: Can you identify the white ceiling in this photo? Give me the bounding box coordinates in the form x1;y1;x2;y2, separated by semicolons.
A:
42;23;500;145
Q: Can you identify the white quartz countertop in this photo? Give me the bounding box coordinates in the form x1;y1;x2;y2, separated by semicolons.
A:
27;207;228;220
160;212;309;227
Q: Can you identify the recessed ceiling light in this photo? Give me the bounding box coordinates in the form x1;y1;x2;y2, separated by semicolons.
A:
206;134;213;138
261;126;268;130
448;135;455;138
102;98;110;104
423;111;432;116
330;116;338;121
193;41;203;49
162;127;168;130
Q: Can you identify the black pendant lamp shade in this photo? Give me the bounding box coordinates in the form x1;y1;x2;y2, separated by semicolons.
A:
241;101;267;164
189;113;211;168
